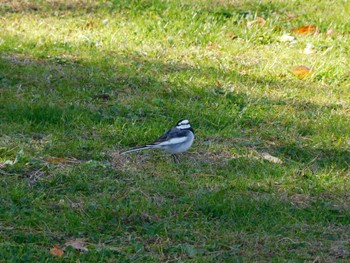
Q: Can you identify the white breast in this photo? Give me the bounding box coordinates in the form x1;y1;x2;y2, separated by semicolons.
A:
165;131;194;154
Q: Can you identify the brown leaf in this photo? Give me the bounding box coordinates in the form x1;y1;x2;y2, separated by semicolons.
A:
226;32;238;40
247;17;266;27
215;81;222;87
291;66;312;78
292;25;317;35
206;43;221;50
285;13;298;21
326;29;337;37
50;245;64;257
63;239;88;252
256;17;266;25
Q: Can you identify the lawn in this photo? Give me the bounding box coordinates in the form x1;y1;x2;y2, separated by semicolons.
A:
0;0;349;261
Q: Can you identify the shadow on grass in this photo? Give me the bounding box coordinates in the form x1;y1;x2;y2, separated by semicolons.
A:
0;0;289;18
0;35;349;170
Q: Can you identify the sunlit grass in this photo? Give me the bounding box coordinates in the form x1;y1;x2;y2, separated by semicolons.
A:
0;0;349;261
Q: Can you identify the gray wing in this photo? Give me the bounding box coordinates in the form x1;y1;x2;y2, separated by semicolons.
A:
149;128;188;145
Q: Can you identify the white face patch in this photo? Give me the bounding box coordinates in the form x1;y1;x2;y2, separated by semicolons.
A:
179;119;189;125
177;119;191;129
177;124;191;130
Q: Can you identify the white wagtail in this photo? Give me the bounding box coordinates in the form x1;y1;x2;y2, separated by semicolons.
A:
120;119;194;160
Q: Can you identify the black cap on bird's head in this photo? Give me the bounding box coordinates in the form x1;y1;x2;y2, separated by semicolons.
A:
176;119;194;133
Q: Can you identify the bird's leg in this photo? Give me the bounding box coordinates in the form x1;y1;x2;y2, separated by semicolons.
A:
172;154;180;163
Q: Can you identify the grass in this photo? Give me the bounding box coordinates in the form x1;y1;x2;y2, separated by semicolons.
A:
0;0;349;261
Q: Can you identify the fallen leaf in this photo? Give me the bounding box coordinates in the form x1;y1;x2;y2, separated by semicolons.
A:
215;81;222;87
292;25;317;35
63;239;88;252
261;152;283;164
285;12;298;21
247;17;266;27
206;43;221;50
256;17;266;24
326;29;337;37
50;245;64;257
226;32;238;40
291;66;312;79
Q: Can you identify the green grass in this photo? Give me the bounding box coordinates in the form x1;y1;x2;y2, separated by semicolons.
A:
0;0;349;261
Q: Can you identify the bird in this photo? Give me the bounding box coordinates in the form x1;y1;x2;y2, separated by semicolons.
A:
120;119;194;161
